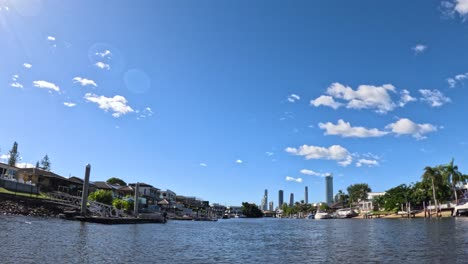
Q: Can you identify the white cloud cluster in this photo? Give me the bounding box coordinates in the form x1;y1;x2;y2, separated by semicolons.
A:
356;159;379;167
287;94;300;103
235;159;243;164
137;107;154;120
23;63;32;69
84;93;134;118
95;50;112;58
73;77;97;87
285;176;303;183
47;36;55;41
300;169;329;177
419;89;451;107
310;83;410;113
385;118;437;140
63;102;76;108
285;144;352;166
399;89;417;107
318;119;388;138
412;44;427;54
199;163;207;167
447;72;468;88
265;152;274;156
33;80;60;92
10;74;23;89
319;118;438;139
95;62;110;70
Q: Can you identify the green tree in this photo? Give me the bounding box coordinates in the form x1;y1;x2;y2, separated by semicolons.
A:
381;184;411;212
35;161;40;169
40;154;51;171
347;183;371;205
88;190;114;205
319;203;329;211
334;190;349;207
241;202;264;218
106;177;127;186
8;141;19;167
441;159;467;204
422;166;444;212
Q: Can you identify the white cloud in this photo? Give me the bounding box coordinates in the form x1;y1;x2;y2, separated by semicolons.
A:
447;72;468;88
0;154;9;161
95;62;110;70
356;159;379;167
399;89;417;107
386;118;437;140
95;50;112;58
300;169;329;177
33;80;60;92
285;176;303;183
419;89;451;107
265;152;274;156
287;94;300;103
318;119;388;138
15;162;35;169
23;63;32;69
47;36;55;41
10;82;23;89
84;93;134;118
137;107;154;120
311;83;402;113
63;102;76;107
285;144;352;166
412;44;427;54
73;77;97;87
199;163;207;167
310;95;342;109
455;0;468;15
235;159;243;164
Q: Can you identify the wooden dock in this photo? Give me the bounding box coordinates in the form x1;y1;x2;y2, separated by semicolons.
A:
72;216;166;224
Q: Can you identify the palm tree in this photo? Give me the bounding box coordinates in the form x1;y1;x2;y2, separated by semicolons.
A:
422;166;443;215
441;159;467;205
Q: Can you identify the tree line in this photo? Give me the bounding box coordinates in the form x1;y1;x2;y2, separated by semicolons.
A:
1;141;51;171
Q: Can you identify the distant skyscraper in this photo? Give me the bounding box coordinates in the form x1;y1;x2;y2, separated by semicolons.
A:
325;174;333;205
278;190;284;208
263;189;268;211
289;193;294;206
305;186;309;204
269;201;274;211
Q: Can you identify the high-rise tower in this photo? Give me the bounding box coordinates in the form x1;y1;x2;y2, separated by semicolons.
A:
305;186;309;204
289;193;294;206
325;174;333;205
278;190;284;208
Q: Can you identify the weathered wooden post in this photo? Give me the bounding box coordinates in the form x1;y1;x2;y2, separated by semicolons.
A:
80;164;91;216
134;182;139;218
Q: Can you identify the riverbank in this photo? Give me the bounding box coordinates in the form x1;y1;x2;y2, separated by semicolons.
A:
0;193;71;217
356;210;453;219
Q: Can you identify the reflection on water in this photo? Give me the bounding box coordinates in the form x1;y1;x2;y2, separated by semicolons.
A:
0;216;467;263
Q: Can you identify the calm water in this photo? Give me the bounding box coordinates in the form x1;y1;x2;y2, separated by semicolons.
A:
0;216;467;263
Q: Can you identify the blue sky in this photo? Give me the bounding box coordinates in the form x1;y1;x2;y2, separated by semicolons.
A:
1;0;468;206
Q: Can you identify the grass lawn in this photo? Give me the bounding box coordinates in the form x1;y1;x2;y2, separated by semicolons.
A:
0;187;49;199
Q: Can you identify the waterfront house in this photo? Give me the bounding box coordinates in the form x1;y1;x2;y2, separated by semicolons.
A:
129;183;160;205
118;185;134;198
0;162;18;181
358;192;386;211
93;181;122;197
160;189;177;204
16;168;81;194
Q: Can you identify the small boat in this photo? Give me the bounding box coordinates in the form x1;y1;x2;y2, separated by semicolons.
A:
307;213;315;219
453;192;468;216
222;214;229;219
314;212;331;219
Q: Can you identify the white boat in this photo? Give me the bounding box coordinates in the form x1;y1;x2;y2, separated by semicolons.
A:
314;212;330;219
335;208;358;219
453;192;468;216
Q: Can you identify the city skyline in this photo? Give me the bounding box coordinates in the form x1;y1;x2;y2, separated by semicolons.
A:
1;1;468;206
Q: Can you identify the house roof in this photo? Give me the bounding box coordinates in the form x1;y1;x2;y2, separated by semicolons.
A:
93;181;120;190
129;182;158;189
119;186;134;192
17;168;66;180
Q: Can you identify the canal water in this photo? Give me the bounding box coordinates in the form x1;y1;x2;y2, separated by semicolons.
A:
0;216;467;263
